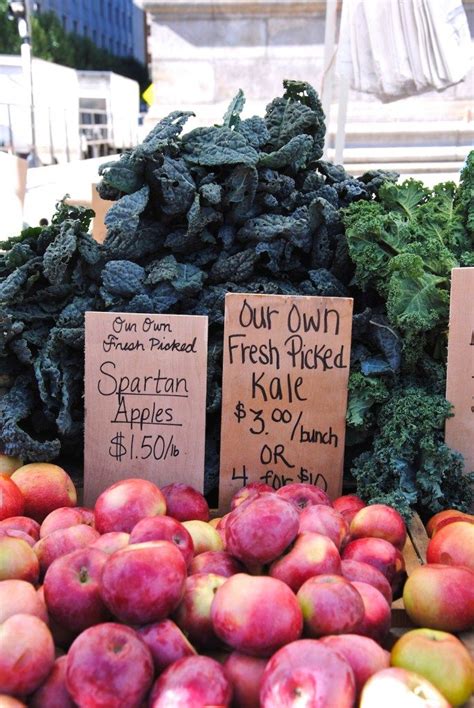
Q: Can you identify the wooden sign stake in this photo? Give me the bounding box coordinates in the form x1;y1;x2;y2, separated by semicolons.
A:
84;312;207;506
219;293;353;510
445;267;474;476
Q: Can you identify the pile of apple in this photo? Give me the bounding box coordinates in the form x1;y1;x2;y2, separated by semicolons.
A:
0;456;473;707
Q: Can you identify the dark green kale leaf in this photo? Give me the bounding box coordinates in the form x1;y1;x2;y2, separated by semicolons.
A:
222;89;245;129
152;157;196;216
181;127;259;167
136;110;195;157
104;185;150;235
43;226;78;285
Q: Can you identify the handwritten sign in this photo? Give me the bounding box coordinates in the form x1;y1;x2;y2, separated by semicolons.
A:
219;293;353;509
84;312;208;505
445;267;474;475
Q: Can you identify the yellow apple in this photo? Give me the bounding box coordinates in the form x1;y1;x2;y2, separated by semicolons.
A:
391;628;474;706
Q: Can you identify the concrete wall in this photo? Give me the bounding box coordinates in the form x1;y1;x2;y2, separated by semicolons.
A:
142;0;473;131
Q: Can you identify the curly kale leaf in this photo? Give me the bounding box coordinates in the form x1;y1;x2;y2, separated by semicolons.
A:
387;257;450;333
455;150;474;237
351;383;473;518
346;372;390;429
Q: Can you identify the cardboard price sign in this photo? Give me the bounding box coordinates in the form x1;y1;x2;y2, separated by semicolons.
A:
84;312;207;505
219;293;353;509
445;267;474;474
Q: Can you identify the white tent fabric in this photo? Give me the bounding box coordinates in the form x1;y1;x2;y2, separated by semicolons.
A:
336;0;472;102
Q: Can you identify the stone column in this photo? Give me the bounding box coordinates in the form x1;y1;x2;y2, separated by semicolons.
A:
142;0;326;125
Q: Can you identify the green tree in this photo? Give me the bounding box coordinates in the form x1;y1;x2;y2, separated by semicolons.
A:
31;11;74;65
0;5;150;93
0;0;21;54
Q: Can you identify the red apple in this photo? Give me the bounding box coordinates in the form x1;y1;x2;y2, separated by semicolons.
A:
426;521;474;570
0;614;54;696
268;532;342;592
29;656;74;708
360;667;450;707
341;559;393;605
297;574;365;637
137;619;197;673
149;655;232;707
230;482;273;510
333;494;366;524
188;550;245;577
426;509;473;537
40;507;90;538
44;547;110;633
276;482;332;511
74;507;95;526
342;536;398;583
0;528;35;547
0;536;39;583
173;572;227;648
10;463;77;522
320;634;390;696
89;531;130;554
130;515;194;567
402;564;474;632
350;503;407;550
391;628;474;707
351;581;391;643
225;493;299;565
224;651;267;708
160;482;209;522
298;504;350;550
100;540;186;624
260;639;356;707
34;524;100;574
211;573;302;657
0;516;40;541
94;478;166;534
0;476;24;521
0;579;48;623
182;520;224;555
66;623;153;708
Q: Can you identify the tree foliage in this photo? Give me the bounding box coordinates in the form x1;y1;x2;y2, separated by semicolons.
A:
0;4;150;92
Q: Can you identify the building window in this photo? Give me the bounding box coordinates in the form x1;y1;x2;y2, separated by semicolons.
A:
84;24;89;37
92;29;97;43
62;14;67;30
73;19;78;34
101;32;106;48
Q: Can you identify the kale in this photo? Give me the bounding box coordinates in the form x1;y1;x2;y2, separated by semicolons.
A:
1;82;472;516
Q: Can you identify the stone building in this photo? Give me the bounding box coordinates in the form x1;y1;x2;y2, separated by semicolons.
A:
141;0;473;178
